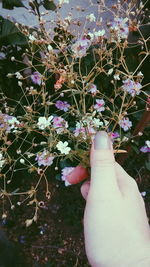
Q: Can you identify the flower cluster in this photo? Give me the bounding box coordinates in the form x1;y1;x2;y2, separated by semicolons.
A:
0;113;20;133
109;17;129;41
122;79;142;97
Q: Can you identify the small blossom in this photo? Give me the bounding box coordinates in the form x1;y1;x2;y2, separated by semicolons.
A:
119;117;132;131
37;116;53;130
140;140;150;153
110;132;120;139
88;84;97;96
71;38;91;58
56;141;71;155
94;29;105;37
31;72;42;85
61;167;75;186
15;72;23;79
52;116;68;134
113;74;120;80
122;79;142;97
29;35;36;42
55;100;70;112
35;150;54;166
94;99;105;112
86;13;96;22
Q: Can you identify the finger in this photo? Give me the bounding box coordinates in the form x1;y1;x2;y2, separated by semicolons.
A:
81;180;90;200
115;162;141;196
89;131;121;198
67;165;89;184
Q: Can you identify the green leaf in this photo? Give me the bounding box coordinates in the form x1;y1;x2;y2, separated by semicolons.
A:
43;0;57;10
2;0;24;10
0;16;27;46
145;161;150;171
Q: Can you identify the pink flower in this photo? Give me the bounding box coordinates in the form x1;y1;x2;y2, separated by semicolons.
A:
88;84;97;96
31;72;42;85
52;116;68;134
119;117;132;131
61;167;75;186
122;79;142;97
55;100;70;112
35;150;54;166
94;99;105;112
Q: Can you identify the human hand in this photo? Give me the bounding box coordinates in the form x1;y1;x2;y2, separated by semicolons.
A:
67;131;150;267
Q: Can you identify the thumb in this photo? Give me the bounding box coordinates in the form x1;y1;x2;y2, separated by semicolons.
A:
90;131;120;198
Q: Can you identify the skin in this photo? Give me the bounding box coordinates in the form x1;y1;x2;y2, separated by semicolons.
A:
67;131;150;267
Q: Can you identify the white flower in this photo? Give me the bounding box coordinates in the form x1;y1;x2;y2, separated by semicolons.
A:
15;72;23;79
37;116;53;130
94;29;105;37
108;68;113;75
56;141;71;155
59;0;69;4
8;117;19;125
145;140;150;148
86;13;96;22
0;153;5;168
48;45;53;51
93;118;103;127
113;74;120;80
29;35;36;42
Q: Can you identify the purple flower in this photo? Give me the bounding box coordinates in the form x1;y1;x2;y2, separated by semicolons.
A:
94;99;105;112
61;167;75;186
31;72;42;85
35;150;54;166
110;132;120;139
55;100;70;112
122;79;142;97
119;117;132;131
140;140;150;153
